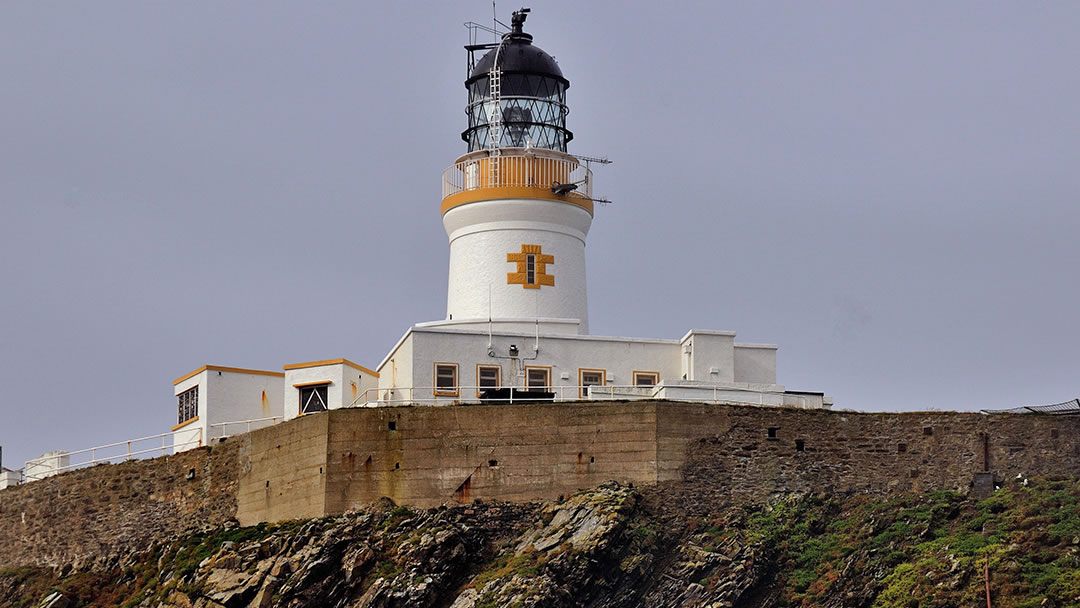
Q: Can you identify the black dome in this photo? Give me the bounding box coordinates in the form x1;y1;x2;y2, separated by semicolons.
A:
466;33;569;88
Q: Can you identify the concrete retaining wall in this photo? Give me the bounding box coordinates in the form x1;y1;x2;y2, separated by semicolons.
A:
2;401;1079;567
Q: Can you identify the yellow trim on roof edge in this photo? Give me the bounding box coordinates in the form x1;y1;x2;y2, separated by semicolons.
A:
171;416;199;431
174;365;285;386
441;186;593;216
283;358;379;377
293;380;332;388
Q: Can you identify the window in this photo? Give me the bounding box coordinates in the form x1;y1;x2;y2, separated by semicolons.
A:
177;386;198;425
633;371;659;387
507;245;554;289
299;384;329;414
579;368;606;398
434;363;459;396
477;364;501;396
526;366;550;391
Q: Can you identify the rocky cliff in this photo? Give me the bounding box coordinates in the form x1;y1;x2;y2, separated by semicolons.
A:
3;476;1079;608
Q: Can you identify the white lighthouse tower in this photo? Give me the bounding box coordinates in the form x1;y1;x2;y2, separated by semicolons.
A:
440;9;595;335
166;8;830;443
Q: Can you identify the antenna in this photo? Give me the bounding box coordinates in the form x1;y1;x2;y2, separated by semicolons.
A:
572;154;614;205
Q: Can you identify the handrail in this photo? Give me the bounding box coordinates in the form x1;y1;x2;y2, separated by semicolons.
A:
442;148;593;200
349;384;777;408
209;416;283;434
18;428;204;483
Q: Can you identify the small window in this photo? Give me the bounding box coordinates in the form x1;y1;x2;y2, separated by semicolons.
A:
477;365;501;396
579;368;606;398
526;253;536;285
795;439;805;452
767;427;778;439
299;384;329;414
526;366;550;391
434;363;459;396
177;386;198;425
633;371;659;387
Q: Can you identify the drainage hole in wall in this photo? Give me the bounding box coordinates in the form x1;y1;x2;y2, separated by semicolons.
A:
795;439;805;452
590;456;595;463
897;443;907;453
388;421;397;431
923;427;933;436
265;480;270;488
767;427;778;439
488;459;498;467
395;462;400;469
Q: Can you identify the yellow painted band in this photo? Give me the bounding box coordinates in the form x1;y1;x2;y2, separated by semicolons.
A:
441;186;593;216
171;416;199;431
283;358;379;377
293;380;332;388
174;365;285;386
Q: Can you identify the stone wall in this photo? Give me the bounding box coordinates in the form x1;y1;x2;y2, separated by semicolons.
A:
676;405;1080;501
0;438;245;569
3;401;1079;568
237;403;1080;522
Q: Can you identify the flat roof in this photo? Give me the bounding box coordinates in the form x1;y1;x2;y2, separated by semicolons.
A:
173;365;285;386
283;358;379;377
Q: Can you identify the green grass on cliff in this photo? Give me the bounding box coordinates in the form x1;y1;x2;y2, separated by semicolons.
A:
692;477;1080;607
2;478;1079;608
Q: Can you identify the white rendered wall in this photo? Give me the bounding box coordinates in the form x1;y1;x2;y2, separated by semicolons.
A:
205;371;284;438
381;327;684;404
443;199;593;333
283;362;377;420
783;393;828;409
24;451;70;481
285;364;345;421
0;469;19;489
369;326;805;407
172;372;208;454
656;383;785;406
680;331;736;382
173;369;284;451
733;344;778;385
378;332;415;399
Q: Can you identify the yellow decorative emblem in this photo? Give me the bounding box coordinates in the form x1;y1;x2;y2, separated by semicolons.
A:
507;244;554;289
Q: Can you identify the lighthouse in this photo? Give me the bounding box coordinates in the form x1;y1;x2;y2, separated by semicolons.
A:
441;9;595;334
169;8;829;454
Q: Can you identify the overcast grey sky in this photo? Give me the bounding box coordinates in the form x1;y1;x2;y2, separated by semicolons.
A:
2;2;1078;469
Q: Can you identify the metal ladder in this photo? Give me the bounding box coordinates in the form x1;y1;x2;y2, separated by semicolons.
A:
486;58;502;187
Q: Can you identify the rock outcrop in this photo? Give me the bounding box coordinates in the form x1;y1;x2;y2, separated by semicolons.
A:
3;477;1080;607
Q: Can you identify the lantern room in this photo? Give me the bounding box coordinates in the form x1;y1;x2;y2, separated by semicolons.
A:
462;9;572;152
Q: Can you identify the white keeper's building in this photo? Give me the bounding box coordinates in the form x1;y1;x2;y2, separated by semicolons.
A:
171;10;831;452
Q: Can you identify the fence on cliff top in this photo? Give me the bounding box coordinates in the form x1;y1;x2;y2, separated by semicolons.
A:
17;429;204;483
981;398;1080;415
